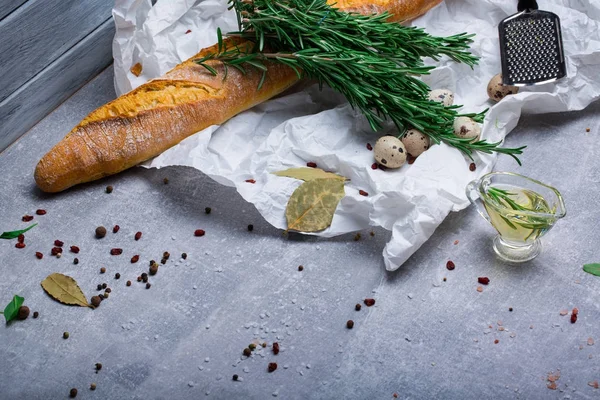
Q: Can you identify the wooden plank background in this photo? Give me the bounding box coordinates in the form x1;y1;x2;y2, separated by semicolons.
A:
0;0;115;152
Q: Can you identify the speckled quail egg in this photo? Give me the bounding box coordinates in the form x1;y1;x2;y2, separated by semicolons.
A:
427;89;454;107
401;129;430;157
487;73;519;102
374;136;407;169
453;117;481;141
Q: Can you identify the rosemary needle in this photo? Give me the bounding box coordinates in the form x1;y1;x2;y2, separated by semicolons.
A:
196;0;526;163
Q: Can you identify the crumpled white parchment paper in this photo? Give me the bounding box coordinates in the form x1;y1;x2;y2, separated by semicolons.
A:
112;0;600;270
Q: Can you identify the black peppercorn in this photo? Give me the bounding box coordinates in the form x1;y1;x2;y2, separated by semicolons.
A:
33;311;39;319
126;280;132;287
69;388;78;398
268;363;277;373
248;343;256;351
17;306;30;320
346;320;354;329
146;283;151;289
247;224;254;232
90;383;96;391
102;283;107;289
243;348;252;357
95;226;107;238
105;288;112;294
105;185;113;194
232;374;239;381
163;177;169;184
95;363;102;371
355;304;361;311
181;253;187;260
91;296;102;308
298;265;304;271
205;207;211;214
115;273;121;279
97;284;102;291
100;267;106;274
149;264;158;276
63;332;70;339
73;258;79;265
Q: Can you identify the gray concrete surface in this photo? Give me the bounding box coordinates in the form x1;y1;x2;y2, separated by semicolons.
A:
0;67;599;399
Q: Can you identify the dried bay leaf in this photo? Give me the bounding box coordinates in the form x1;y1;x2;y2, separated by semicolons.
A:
286;178;345;232
41;273;91;308
273;167;346;182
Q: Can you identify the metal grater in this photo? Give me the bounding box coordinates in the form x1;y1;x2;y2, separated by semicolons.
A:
498;0;566;86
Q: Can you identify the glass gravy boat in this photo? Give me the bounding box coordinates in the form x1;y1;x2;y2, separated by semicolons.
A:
466;172;566;262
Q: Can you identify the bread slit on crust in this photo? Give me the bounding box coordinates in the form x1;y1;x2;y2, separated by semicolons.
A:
34;0;442;192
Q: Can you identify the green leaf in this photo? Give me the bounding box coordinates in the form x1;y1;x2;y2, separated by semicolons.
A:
3;295;24;323
41;273;92;308
0;223;37;239
274;167;346;182
286;178;345;232
583;263;600;277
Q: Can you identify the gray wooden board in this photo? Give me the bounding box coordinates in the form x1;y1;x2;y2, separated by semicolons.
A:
0;0;27;21
0;0;113;103
0;19;115;152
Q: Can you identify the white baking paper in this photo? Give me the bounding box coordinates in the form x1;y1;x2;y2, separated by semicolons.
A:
112;0;600;270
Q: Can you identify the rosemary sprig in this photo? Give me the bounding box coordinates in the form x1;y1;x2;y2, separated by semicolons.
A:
195;0;526;163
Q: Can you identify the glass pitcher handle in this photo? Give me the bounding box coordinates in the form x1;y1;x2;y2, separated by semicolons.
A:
466;180;492;224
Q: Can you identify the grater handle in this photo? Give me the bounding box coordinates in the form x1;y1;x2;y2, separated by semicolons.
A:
518;0;539;11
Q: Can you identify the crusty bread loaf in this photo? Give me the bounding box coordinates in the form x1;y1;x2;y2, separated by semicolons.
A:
34;0;443;192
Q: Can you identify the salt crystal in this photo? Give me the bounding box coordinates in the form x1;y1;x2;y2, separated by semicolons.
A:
216;376;222;381
260;314;266;319
283;364;289;369
198;366;204;371
171;236;176;240
588;337;595;346
300;306;305;310
188;382;194;387
193;285;197;290
243;367;250;373
272;390;279;397
291;299;297;304
306;364;311;369
316;246;321;250
407;293;414;299
205;357;210;362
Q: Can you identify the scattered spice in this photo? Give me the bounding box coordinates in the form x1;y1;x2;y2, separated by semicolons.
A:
509;307;513;312
126;281;131;287
346;320;354;329
454;240;459;245
73;258;79;265
22;215;34;222
51;247;62;255
262;343;267;348
100;267;106;274
443;277;447;282
105;185;113;194
358;190;368;196
366;143;373;151
110;248;123;256
17;306;30;320
146;283;151;289
243;348;252;357
476;286;483;292
115;273;121;279
588;337;595;346
268;363;278;373
247;224;254;232
97;284;102;291
161;258;167;265
135;231;142;241
70;245;80;254
589;381;599;389
15;242;25;249
205;207;212;214
393;394;398;399
298;265;304;271
63;332;70;339
137;276;142;282
586;128;591;133
185;29;192;34
149;264;158;276
371;163;378;170
194;229;206;237
354;233;361;241
407;156;416;165
306;162;317;168
103;292;109;299
571;313;578;324
245;179;256;184
364;298;376;307
273;342;280;355
102;283;107;289
95;363;102;372
98;294;104;300
478;277;490;285
163;177;169;185
54;240;64;247
370;231;375;237
33;311;39;319
130;62;143;77
112;225;120;233
17;234;25;243
90;383;97;391
494;339;499;344
35;252;43;259
36;209;47;215
163;251;170;259
233;374;239;381
469;163;476;171
446;260;455;270
355;303;361;311
69;388;78;398
131;255;140;263
182;253;187;260
249;344;256;351
559;309;569;316
91;296;101;308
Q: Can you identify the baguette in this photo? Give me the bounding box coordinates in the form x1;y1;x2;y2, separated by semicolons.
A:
34;0;443;192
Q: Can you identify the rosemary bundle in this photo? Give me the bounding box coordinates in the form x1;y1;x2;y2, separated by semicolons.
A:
196;0;526;163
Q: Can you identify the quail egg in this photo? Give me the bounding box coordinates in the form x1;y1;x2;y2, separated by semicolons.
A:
401;129;430;157
487;73;519;102
453;117;481;141
427;89;454;107
374;136;407;169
